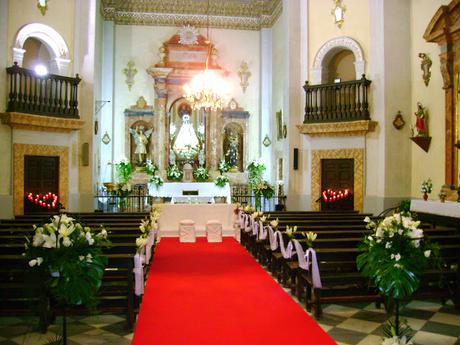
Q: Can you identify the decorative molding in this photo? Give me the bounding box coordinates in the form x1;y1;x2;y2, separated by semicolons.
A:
123;60;137;91
13;23;71;75
297;120;377;137
101;0;282;31
311;36;365;84
13;144;69;215
0;112;84;132
311;149;364;212
238;61;251;93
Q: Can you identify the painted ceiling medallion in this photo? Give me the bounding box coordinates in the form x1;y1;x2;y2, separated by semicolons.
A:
179;25;199;45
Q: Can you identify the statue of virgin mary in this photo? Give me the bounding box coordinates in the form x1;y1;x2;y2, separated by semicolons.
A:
173;114;200;160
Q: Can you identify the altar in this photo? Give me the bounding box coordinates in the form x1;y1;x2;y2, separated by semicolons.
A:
149;182;231;204
157;203;236;237
410;199;460;227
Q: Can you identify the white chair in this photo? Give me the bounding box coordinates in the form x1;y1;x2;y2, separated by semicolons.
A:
179;219;196;242
206;220;222;242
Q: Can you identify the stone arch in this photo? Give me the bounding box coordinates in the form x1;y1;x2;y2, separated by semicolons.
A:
311;36;365;84
13;23;71;75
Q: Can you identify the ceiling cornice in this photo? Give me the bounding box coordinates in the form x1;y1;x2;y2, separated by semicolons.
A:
101;0;282;31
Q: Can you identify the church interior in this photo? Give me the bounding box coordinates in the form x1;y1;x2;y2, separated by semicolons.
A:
0;0;459;344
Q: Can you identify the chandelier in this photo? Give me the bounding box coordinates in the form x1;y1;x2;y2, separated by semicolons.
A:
183;69;231;111
182;1;231;111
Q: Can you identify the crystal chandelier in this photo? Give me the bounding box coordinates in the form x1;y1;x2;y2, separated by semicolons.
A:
182;1;231;111
183;69;231;111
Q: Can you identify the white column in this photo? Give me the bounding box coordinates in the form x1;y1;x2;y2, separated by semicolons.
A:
260;28;273;182
100;21;115;183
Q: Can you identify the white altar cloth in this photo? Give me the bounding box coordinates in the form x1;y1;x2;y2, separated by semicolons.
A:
157;204;236;237
410;199;460;218
149;182;231;204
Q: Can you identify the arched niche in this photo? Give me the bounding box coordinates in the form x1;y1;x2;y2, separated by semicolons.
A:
128;120;153;167
13;23;71;76
223;122;244;172
167;97;206;168
312;36;365;84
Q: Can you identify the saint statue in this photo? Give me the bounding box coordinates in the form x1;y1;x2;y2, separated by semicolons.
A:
225;131;239;170
173;114;200;160
414;102;428;137
129;125;153;165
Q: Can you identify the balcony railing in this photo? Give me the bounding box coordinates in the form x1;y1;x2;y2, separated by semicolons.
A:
6;62;81;118
303;74;371;123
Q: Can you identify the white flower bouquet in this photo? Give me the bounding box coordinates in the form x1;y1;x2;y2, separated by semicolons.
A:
24;214;111;308
136;205;161;248
357;212;440;343
166;164;183;182
420;178;433;194
193;166;210;182
214;175;229;188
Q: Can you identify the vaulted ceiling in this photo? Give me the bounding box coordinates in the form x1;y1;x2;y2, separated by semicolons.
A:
101;0;282;30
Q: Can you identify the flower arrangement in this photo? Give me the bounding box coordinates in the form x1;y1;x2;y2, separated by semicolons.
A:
247;159;266;185
114;159;133;184
270;218;279;228
24;214;110;333
144;159;158;176
136;205;161;248
214;175;229;188
285;225;298;238
254;180;275;199
166;164;183;182
150;175;164;190
303;231;317;248
218;159;231;174
420;178;433;194
193;166;210;182
357;213;440;344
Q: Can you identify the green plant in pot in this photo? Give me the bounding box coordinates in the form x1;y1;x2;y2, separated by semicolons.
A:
356;213;440;344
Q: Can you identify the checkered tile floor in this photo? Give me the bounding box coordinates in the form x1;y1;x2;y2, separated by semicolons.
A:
1;299;459;344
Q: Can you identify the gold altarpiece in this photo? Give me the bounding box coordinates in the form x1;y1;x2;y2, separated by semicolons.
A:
146;31;250;173
424;0;460;185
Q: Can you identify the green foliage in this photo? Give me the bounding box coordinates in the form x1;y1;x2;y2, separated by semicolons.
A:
247;160;266;189
398;200;411;214
144;159;159;177
214;175;229;188
113;160;133;184
24;215;111;309
218;159;231;174
166;164;183;182
150;175;164;190
193;166;210;182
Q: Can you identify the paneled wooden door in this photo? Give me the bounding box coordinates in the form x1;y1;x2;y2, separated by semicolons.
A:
24;155;59;213
321;158;354;211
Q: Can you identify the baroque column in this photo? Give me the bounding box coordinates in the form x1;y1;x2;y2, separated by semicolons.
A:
147;67;172;172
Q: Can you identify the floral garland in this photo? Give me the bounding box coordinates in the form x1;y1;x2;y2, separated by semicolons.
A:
136;205;161;248
24;214;111;309
357;212;440;343
166;164;183;182
193;166;210;182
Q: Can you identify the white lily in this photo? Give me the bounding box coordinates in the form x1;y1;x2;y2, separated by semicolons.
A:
42;233;57;248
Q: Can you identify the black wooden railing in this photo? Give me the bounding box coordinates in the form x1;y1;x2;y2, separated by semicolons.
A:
6;62;81;118
303;74;371;123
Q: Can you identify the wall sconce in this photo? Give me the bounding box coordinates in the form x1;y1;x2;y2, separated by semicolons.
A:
331;0;346;28
418;53;432;86
238;61;251;93
123;60;137;91
102;132;111;145
37;0;48;15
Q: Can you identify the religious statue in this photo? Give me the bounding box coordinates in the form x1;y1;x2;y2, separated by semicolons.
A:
129;125;153;166
414;102;428;137
173;114;200;161
225;131;239;171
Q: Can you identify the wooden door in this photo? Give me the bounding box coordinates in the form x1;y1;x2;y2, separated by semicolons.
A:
321;158;354;211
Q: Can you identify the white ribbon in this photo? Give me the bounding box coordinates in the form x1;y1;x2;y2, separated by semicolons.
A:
259;224;269;240
133;254;144;296
268;226;278;251
276;232;295;259
305;248;322;289
292;239;308;270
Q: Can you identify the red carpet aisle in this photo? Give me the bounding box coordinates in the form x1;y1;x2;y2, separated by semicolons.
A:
132;238;336;345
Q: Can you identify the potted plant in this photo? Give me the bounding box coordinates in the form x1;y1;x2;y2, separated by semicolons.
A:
357;212;440;344
24;214;111;343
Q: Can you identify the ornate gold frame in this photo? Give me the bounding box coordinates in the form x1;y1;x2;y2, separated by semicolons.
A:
13;144;69;215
